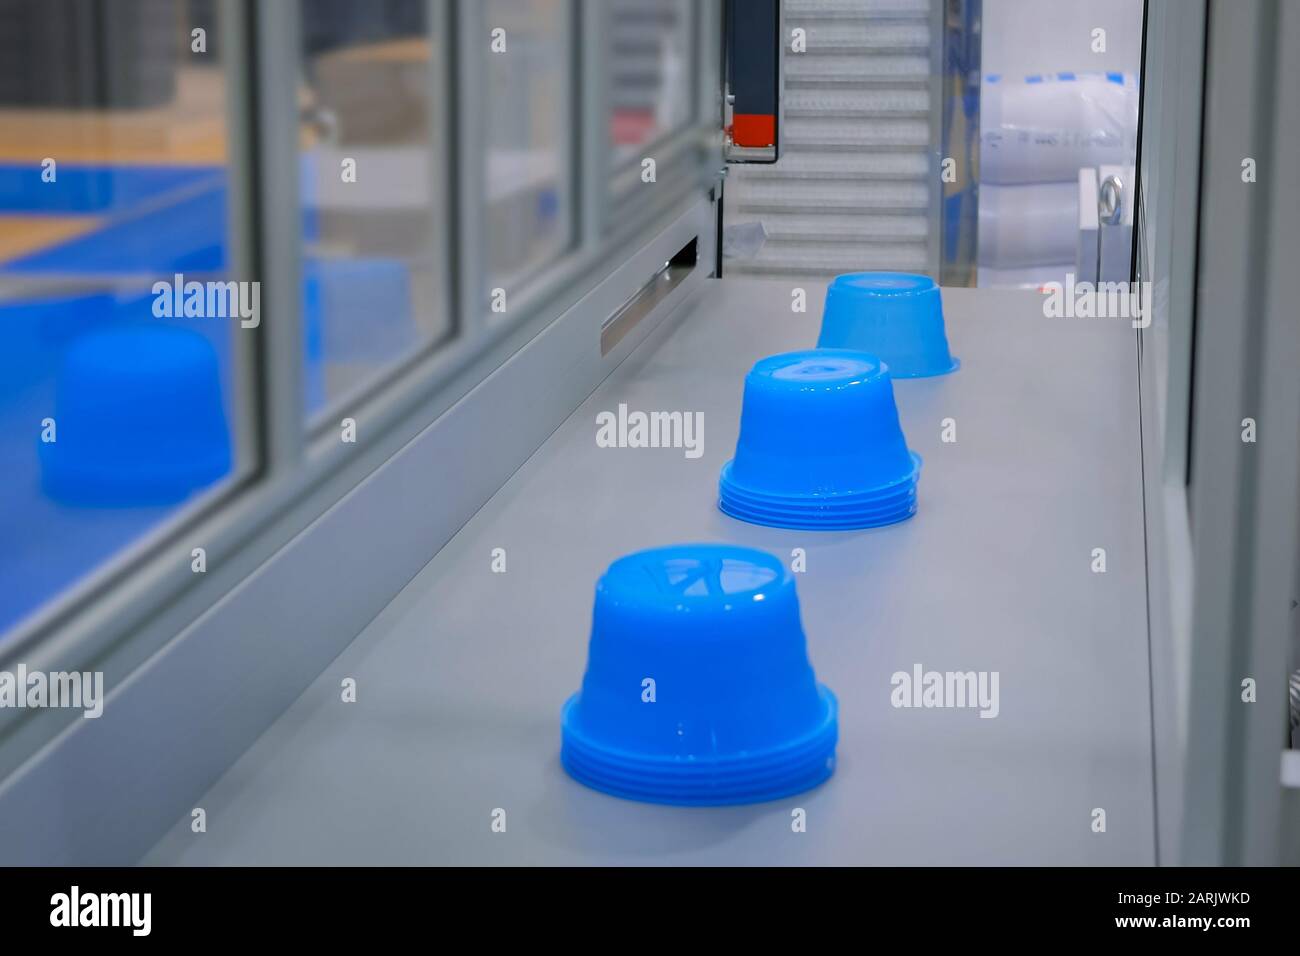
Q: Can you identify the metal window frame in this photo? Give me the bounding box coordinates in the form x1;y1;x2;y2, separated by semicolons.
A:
1178;0;1300;867
1139;0;1300;869
579;0;609;245
1138;0;1203;489
0;0;723;793
1134;0;1206;867
925;0;945;280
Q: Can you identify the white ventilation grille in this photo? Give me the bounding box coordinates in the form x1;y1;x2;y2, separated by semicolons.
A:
725;0;937;278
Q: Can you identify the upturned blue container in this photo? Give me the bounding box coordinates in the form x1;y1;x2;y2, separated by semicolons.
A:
817;272;959;378
561;544;838;806
719;349;921;530
39;325;232;506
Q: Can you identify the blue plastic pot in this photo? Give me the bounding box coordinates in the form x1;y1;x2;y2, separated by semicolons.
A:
39;325;231;506
561;544;838;806
817;272;959;378
719;349;921;530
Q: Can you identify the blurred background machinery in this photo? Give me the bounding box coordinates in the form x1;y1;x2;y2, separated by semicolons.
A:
719;0;1142;286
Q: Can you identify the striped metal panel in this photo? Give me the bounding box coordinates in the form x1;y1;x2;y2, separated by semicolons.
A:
726;0;938;278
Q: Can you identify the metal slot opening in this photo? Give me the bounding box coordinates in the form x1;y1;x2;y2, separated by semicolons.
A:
600;238;698;356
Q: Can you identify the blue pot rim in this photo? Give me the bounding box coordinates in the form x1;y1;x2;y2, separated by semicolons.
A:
886;355;961;379
719;494;917;531
560;685;838;806
720;450;922;503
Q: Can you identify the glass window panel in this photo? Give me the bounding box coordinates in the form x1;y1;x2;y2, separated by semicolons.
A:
483;0;575;295
0;0;246;634
607;0;694;168
297;0;450;420
976;0;1143;288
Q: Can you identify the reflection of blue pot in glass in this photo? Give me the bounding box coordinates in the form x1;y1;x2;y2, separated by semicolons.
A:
39;325;231;506
561;544;838;806
303;257;416;363
719;349;921;530
818;272;959;378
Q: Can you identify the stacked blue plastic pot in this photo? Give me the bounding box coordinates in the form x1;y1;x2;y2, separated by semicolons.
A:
560;272;958;805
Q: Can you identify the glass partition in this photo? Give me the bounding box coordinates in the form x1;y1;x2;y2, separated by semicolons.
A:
483;0;576;297
0;0;721;646
0;0;250;634
297;0;452;423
